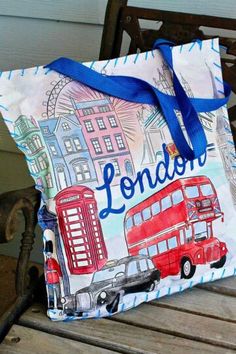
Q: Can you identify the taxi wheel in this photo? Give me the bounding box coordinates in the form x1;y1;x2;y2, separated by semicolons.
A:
106;294;120;314
148;280;156;292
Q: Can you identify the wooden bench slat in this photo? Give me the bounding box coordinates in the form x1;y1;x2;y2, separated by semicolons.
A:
199;276;236;296
112;301;236;350
1;324;116;354
151;287;236;322
18;303;232;354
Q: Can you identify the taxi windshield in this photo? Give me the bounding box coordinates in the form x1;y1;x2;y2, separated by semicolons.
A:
92;264;125;282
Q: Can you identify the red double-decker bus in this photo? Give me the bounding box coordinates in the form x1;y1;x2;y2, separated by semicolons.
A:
124;176;227;279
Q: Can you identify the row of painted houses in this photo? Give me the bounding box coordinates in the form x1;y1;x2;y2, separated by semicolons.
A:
14;67;224;200
14;96;135;198
14;115;56;197
216;108;236;206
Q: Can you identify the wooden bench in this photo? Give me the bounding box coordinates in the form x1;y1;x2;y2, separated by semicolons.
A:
1;1;236;352
2;277;236;353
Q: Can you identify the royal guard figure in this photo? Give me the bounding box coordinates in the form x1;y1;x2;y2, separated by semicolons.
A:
45;240;63;309
165;143;179;159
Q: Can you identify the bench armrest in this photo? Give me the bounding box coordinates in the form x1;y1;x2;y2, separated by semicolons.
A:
0;186;40;243
0;186;41;295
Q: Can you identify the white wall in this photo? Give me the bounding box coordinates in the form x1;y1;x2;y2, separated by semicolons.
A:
0;0;235;261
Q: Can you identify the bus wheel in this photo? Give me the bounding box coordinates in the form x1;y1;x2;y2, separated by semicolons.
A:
181;258;196;279
211;255;226;269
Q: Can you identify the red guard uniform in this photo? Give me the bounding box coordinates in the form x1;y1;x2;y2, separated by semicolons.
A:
45;257;62;284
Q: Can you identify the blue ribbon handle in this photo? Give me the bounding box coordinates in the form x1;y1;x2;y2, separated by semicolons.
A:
154;39;207;160
45;40;231;161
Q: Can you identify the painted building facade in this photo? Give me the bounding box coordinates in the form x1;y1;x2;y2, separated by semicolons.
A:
38;114;98;191
216;108;236;206
72;97;135;185
141;64;216;167
138;106;169;167
14;115;56;198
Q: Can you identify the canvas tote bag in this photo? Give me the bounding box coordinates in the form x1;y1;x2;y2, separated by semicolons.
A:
0;38;234;321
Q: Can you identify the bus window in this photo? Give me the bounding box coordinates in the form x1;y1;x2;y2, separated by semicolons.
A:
168;236;177;250
147;259;155;270
200;184;214;196
151;201;160;215
161;195;172;211
139;248;148;256
126;216;133;231
142;207;151;221
185;227;193;243
148;244;158;257
172;190;184;205
134;212;142;226
158;240;167;254
193;221;208;242
139;258;148;272
179;230;185;245
185;186;199;198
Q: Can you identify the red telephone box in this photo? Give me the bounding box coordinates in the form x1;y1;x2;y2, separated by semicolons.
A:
55;186;108;275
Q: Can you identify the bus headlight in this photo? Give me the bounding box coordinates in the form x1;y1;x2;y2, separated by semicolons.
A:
194;250;203;263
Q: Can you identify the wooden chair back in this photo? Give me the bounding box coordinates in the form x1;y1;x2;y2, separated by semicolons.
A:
100;0;236;133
